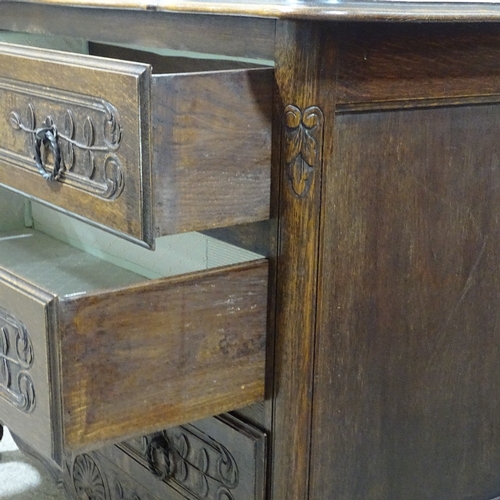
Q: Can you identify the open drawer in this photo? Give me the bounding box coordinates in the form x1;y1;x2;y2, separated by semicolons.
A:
0;42;272;247
0;229;268;466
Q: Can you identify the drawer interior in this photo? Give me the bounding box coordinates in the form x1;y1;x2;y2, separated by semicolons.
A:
0;230;145;295
0;185;25;231
0;186;263;282
0;31;272;70
88;42;264;73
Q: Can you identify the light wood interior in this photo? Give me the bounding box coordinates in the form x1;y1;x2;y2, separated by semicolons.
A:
88;42;267;73
0;190;263;290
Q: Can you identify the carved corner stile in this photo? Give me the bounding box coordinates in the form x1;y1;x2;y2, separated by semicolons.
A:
272;18;337;500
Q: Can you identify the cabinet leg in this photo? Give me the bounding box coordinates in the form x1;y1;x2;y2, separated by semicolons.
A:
9;431;64;487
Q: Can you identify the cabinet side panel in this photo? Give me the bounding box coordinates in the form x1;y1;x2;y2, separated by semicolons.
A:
337;23;500;106
311;105;500;499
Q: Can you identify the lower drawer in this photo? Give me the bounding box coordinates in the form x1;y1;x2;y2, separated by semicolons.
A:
0;229;268;465
62;414;267;500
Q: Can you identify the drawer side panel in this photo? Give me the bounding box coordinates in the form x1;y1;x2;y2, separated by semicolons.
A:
152;68;272;234
58;259;268;451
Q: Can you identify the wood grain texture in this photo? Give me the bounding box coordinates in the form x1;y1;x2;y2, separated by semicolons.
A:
151;66;273;235
0;230;268;459
8;7;500;500
92;42;273;236
270;20;337;500
310;104;500;499
0;270;61;464
58;259;268;451
55;414;266;500
337;23;500;108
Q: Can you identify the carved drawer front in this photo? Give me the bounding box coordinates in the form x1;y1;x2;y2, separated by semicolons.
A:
63;414;266;500
0;42;272;247
0;230;268;466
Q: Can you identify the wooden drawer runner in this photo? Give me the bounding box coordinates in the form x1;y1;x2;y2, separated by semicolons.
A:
0;42;272;247
0;230;268;466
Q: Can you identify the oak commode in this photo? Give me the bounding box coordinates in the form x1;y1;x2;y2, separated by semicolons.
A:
2;1;500;499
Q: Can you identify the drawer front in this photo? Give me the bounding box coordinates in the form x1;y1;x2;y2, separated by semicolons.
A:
63;414;266;500
0;43;151;244
0;230;268;462
0;271;61;464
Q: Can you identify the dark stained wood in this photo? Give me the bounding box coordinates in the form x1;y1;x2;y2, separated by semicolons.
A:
7;7;500;500
0;268;62;464
151;64;273;235
310;103;500;499
0;42;152;245
270;20;337;500
92;41;273;236
337;23;500;109
57;414;266;500
8;432;65;485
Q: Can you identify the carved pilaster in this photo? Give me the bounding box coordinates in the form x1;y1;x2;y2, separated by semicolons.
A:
272;19;337;500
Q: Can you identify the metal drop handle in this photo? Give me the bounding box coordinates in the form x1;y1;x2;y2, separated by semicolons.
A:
145;434;172;481
33;125;62;182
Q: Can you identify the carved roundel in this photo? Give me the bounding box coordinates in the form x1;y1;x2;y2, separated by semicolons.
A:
72;454;109;500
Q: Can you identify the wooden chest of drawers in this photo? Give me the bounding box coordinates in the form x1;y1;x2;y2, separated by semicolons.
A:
4;3;500;500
